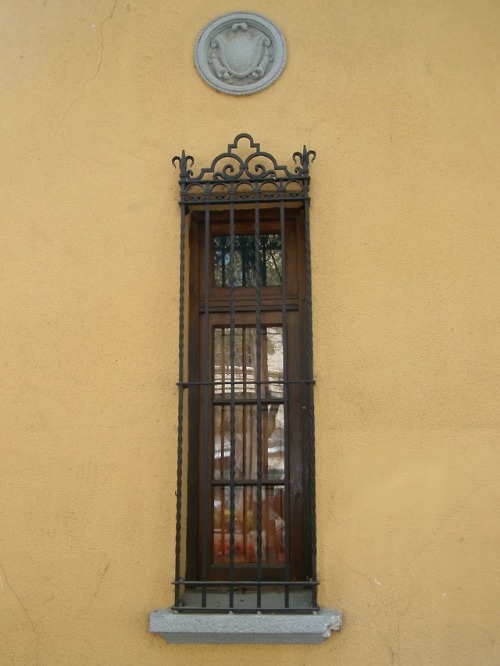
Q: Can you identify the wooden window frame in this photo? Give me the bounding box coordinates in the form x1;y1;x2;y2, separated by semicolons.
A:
185;207;313;586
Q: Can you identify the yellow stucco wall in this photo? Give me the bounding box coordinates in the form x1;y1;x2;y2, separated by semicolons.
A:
2;0;500;663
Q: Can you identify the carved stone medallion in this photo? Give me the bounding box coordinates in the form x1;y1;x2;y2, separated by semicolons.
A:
194;12;287;95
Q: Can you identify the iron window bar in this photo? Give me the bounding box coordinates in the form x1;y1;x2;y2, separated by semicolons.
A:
172;134;317;613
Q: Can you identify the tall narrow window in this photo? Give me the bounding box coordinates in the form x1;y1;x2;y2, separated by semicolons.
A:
173;134;317;612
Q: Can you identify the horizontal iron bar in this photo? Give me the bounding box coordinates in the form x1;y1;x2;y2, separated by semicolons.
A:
179;197;311;205
173;580;318;587
211;479;288;487
211;399;283;406
178;379;315;387
180;175;309;184
170;606;320;614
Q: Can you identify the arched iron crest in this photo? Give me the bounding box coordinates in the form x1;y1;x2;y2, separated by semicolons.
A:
173;133;316;205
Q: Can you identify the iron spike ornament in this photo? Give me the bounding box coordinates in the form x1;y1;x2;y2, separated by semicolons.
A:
194;13;287;95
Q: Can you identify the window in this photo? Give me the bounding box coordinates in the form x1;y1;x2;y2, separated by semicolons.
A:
172;135;318;613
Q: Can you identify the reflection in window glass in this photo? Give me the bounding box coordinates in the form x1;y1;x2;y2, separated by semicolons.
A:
213;404;284;481
211;323;286;567
213;486;285;564
214;234;282;287
214;327;283;399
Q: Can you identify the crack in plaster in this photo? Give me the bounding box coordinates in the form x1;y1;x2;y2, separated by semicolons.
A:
0;562;40;664
406;477;497;570
332;552;414;665
93;560;111;599
56;0;118;137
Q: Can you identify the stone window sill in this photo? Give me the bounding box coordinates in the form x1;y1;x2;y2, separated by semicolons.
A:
149;608;342;644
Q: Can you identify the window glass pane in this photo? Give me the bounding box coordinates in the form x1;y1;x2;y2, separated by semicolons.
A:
213;404;285;481
213;233;282;287
214;326;283;399
212;486;285;564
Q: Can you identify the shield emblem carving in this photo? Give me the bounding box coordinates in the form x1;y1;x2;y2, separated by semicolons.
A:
209;25;273;81
195;13;286;95
211;23;272;79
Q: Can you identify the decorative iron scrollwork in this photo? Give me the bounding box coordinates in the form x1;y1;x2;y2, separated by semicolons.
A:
173;133;316;205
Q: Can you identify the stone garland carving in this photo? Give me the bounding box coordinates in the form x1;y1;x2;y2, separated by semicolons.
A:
194;13;287;95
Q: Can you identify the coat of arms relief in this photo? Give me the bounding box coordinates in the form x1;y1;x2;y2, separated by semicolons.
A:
195;13;286;95
208;22;274;85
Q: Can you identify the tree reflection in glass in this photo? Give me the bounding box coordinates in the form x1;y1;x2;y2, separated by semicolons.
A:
213;233;282;288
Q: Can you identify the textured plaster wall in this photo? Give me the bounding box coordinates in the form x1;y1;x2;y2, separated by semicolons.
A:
1;0;500;664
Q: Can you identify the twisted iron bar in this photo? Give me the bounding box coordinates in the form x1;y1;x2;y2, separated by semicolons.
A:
304;197;318;606
174;203;186;607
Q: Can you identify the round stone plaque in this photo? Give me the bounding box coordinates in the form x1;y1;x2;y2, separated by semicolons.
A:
194;12;287;95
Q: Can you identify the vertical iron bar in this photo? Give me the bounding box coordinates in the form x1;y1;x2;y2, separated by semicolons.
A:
222;236;226;287
229;203;236;608
280;201;290;608
174;202;186;608
241;236;247;287
254;200;263;607
201;202;210;607
304;195;317;607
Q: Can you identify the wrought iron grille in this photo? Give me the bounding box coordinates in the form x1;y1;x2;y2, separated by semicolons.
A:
172;134;317;613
